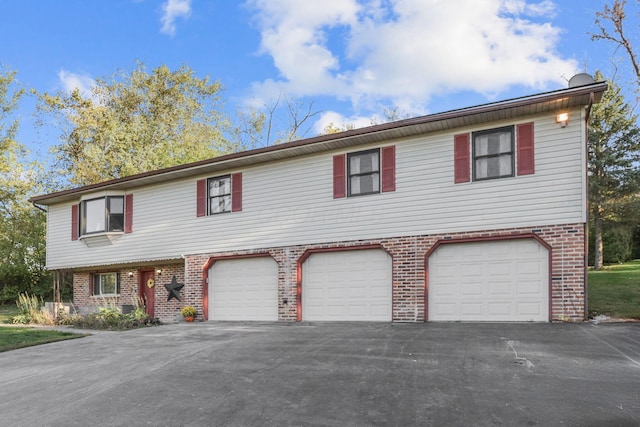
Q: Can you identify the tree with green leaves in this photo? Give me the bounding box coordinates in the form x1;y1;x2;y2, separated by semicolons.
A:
589;72;640;269
0;67;51;302
37;62;237;186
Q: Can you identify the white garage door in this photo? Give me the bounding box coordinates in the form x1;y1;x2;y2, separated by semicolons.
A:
428;239;549;322
302;249;392;321
208;257;278;321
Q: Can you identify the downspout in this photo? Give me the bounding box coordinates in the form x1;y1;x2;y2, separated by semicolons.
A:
583;91;595;321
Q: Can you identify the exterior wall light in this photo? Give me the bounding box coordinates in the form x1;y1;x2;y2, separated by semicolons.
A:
556;112;569;127
128;271;134;277
156;269;162;275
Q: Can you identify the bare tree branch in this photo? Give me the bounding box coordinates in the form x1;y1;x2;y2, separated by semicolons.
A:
591;0;640;87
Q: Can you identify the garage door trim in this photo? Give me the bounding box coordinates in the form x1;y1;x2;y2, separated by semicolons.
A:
296;244;390;321
424;234;552;322
202;252;273;320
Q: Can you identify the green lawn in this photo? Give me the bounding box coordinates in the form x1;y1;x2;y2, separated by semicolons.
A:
0;327;85;352
588;259;640;319
0;304;19;324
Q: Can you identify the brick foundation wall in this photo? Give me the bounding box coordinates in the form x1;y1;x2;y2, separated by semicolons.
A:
72;223;586;323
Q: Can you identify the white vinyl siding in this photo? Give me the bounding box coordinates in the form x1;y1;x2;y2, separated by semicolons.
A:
45;110;587;269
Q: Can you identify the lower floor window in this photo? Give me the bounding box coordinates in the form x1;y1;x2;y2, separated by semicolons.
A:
93;272;120;296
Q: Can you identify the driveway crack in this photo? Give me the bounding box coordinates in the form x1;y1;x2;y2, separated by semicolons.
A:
506;340;535;372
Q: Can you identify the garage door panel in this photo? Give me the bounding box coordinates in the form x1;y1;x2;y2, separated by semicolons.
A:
461;283;483;296
432;284;456;297
517;260;543;275
518;280;544;295
517;302;544;316
460;303;483;316
302;249;392;321
371;286;390;298
347;286;367;298
489;261;512;276
461;262;485;277
429;240;548;322
488;303;512;316
209;257;278;321
489;282;511;295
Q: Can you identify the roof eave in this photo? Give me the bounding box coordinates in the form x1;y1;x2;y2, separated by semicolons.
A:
30;81;607;206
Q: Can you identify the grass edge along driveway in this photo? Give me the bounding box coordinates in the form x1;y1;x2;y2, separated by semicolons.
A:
0;327;86;352
588;259;640;320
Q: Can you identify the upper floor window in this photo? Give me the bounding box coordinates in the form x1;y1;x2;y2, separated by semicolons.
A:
333;146;395;198
348;149;380;196
208;175;231;214
196;173;242;217
81;196;124;235
93;272;120;296
473;126;514;181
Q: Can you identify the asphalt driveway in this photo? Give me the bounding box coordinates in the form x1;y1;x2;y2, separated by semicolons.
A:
1;322;639;426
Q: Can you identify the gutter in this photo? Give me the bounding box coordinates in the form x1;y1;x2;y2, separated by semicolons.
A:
31;200;47;213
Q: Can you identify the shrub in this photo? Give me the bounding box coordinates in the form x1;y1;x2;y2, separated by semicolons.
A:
69;297;161;330
56;310;82;326
11;293;54;326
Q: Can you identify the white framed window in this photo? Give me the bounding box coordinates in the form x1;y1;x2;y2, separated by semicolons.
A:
348;149;380;196
93;272;120;296
81;196;124;235
473;126;514;180
208;175;231;214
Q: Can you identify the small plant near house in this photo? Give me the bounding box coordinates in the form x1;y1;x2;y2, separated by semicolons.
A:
71;297;161;330
11;293;55;326
56;310;82;326
130;296;149;321
180;305;197;321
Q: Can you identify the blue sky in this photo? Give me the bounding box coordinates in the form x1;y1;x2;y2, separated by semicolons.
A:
1;0;637;162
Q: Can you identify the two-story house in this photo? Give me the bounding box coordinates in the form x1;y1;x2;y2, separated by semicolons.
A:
30;78;607;323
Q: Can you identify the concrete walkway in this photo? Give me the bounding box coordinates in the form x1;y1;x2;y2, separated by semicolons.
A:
1;322;639;426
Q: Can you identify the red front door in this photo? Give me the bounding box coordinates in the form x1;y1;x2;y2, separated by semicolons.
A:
140;270;155;317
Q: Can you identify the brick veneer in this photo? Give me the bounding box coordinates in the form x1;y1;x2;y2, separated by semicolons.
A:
73;223;586;323
73;263;186;320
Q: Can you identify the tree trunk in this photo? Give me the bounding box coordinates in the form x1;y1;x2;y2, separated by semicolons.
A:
594;206;604;270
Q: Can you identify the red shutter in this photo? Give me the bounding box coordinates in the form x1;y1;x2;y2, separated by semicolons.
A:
124;194;133;233
231;173;242;212
381;146;396;192
333;154;346;198
196;179;207;217
517;122;535;175
454;133;470;183
71;204;79;241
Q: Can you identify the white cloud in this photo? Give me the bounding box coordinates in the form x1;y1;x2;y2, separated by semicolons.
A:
160;0;191;36
246;0;578;117
314;111;372;134
57;70;95;98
